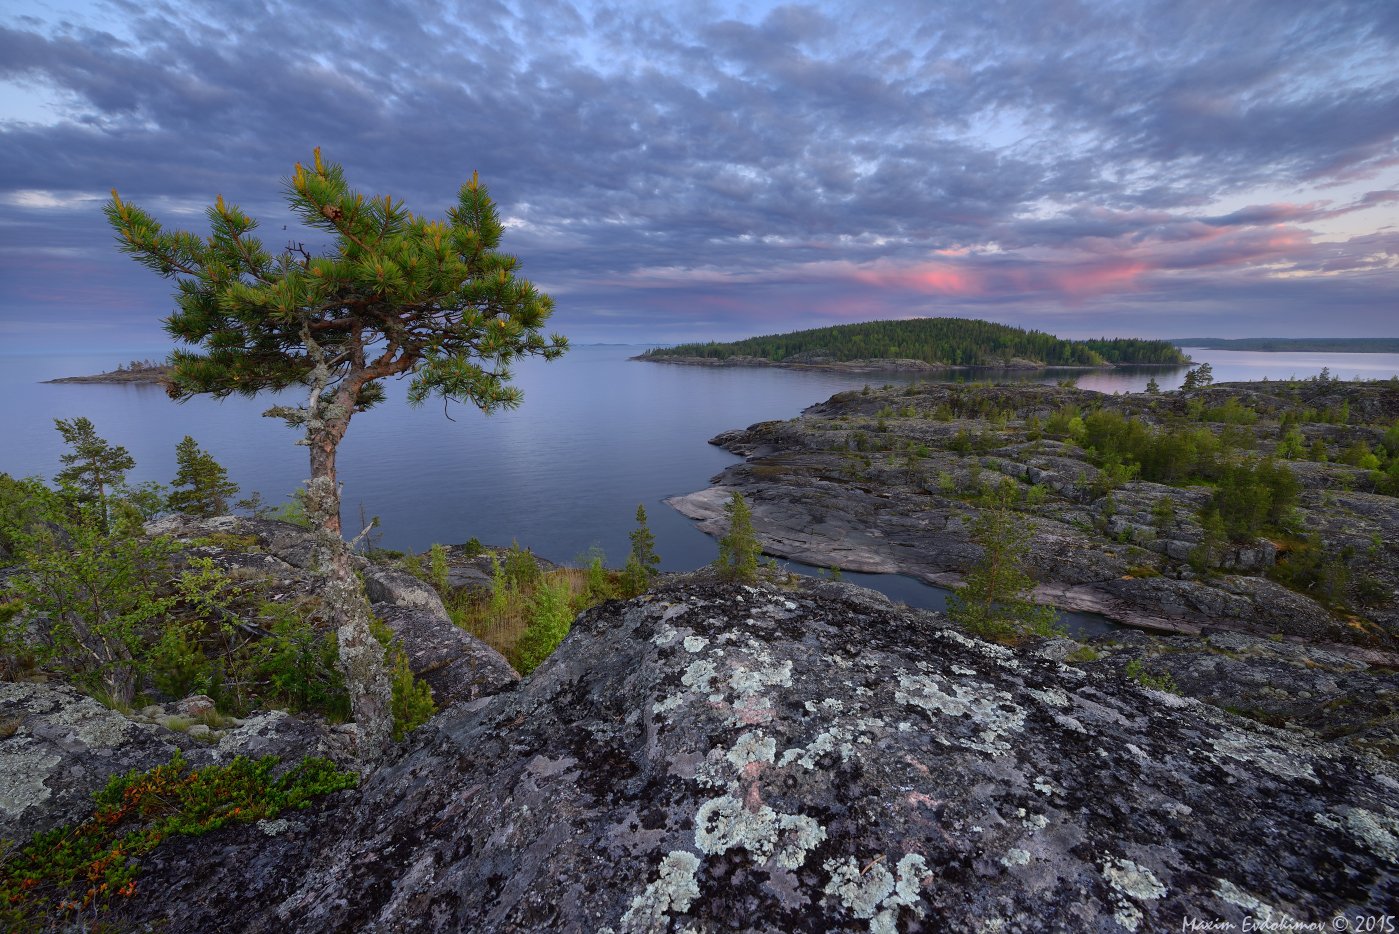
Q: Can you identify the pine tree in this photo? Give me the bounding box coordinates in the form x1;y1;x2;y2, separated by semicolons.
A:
106;150;567;761
53;417;135;505
1144;376;1160;394
946;482;1059;641
622;504;660;595
168;436;239;517
715;492;760;582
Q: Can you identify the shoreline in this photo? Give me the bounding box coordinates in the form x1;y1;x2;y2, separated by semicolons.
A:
633;353;1187;373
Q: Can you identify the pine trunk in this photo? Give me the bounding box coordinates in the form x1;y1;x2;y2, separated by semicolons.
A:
307;415;394;763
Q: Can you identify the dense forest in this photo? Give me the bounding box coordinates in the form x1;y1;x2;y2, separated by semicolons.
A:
1171;338;1399;353
643;318;1190;367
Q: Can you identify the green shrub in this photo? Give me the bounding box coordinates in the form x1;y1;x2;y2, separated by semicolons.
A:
369;618;436;739
1124;659;1179;693
514;579;574;675
622;504;661;596
0;751;355;927
503;541;541;589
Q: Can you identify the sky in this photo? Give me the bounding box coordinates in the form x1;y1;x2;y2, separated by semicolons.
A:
1;0;1397;353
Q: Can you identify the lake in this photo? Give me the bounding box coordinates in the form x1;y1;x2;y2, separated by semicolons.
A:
4;344;1397;634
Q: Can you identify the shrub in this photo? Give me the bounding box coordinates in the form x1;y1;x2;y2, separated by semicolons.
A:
369;617;436;739
622;504;660;596
0;751;355;927
1124;659;1179;693
513;579;574;675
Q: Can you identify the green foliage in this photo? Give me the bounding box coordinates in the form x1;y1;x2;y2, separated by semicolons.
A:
0;472;39;566
52;417;135;507
1208;459;1300;541
1144;376;1160;394
168;436;239;517
1275;428;1306;459
0;751;355;926
1202;397;1258;425
369;618;436;739
6;483;178;706
513;579;574;675
1124;659;1179;693
107;151;566;537
270;490;312;529
502;541;541;589
622;504;661;596
584;551;614;605
1065;645;1100;664
946;482;1060;642
1269;535;1351;606
246;602;350;720
1180;362;1214;390
715;492;761;582
428;543;451;595
641;318;1186;367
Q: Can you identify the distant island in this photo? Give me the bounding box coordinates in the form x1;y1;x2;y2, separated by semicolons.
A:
1171;337;1399;353
637;318;1191;371
42;359;171;385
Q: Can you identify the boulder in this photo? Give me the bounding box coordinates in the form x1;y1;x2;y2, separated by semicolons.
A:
123;575;1396;931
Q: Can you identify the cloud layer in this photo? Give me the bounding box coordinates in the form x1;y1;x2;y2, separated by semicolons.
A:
2;0;1396;349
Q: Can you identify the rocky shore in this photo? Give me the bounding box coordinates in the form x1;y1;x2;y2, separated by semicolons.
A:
634;353;1111;373
43;363;171;385
669;379;1399;758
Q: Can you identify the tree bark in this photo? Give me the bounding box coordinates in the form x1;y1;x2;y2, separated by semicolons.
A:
306;415;394;764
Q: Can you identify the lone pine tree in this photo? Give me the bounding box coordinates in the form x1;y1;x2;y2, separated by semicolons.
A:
106;150;566;759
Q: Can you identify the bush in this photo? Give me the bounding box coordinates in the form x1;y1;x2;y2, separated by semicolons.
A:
513;579;574;675
0;751;355;927
369;617;436;739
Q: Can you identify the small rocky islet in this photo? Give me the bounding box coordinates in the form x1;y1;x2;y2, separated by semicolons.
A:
3;377;1398;929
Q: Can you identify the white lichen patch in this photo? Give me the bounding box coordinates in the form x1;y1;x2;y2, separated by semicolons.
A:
1343;806;1399;862
620;850;701;933
1102;856;1167;901
681;659;718;694
894;674;1025;757
951;665;977;677
824;853;928;934
693;792;826;869
1033;776;1058;796
1215;879;1267;913
729;660;793;697
1001;848;1031;868
726;731;776;770
652;693;685;716
683;635;710;654
805;698;845;714
1028;687;1070;708
652;626;679;648
777;718;886;770
1209;732;1316;783
0;745;59;816
936;628;1020;669
662;603;691;622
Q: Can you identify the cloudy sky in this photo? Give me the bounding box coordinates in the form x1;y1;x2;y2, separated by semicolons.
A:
2;0;1396;352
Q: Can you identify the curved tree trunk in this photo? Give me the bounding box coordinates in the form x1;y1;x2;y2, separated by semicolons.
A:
306;418;393;764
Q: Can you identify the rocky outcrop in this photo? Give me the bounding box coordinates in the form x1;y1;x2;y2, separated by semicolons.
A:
669;381;1399;652
118;574;1396;931
145;515;520;705
0;681;352;844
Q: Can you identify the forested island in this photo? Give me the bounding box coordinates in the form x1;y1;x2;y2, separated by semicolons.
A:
639;317;1191;370
1172;337;1399;353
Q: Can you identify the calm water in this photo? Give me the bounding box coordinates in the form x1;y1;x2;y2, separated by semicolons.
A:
4;344;1396;634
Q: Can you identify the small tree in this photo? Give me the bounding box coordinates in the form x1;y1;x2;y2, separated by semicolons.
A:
1144;376;1160;394
54;417;135;525
7;480;177;707
1181;362;1214;391
715;492;760;582
106;151;567;760
169;436;240;517
946;482;1059;641
622;504;660;596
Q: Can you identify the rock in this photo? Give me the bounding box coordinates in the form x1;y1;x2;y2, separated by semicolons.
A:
174;694;217;717
371;603;519;706
123;575;1396;931
671;381;1399;652
0;681;191;841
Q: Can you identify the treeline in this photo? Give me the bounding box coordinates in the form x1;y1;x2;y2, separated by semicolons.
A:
1170;337;1399;353
644;318;1189;367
